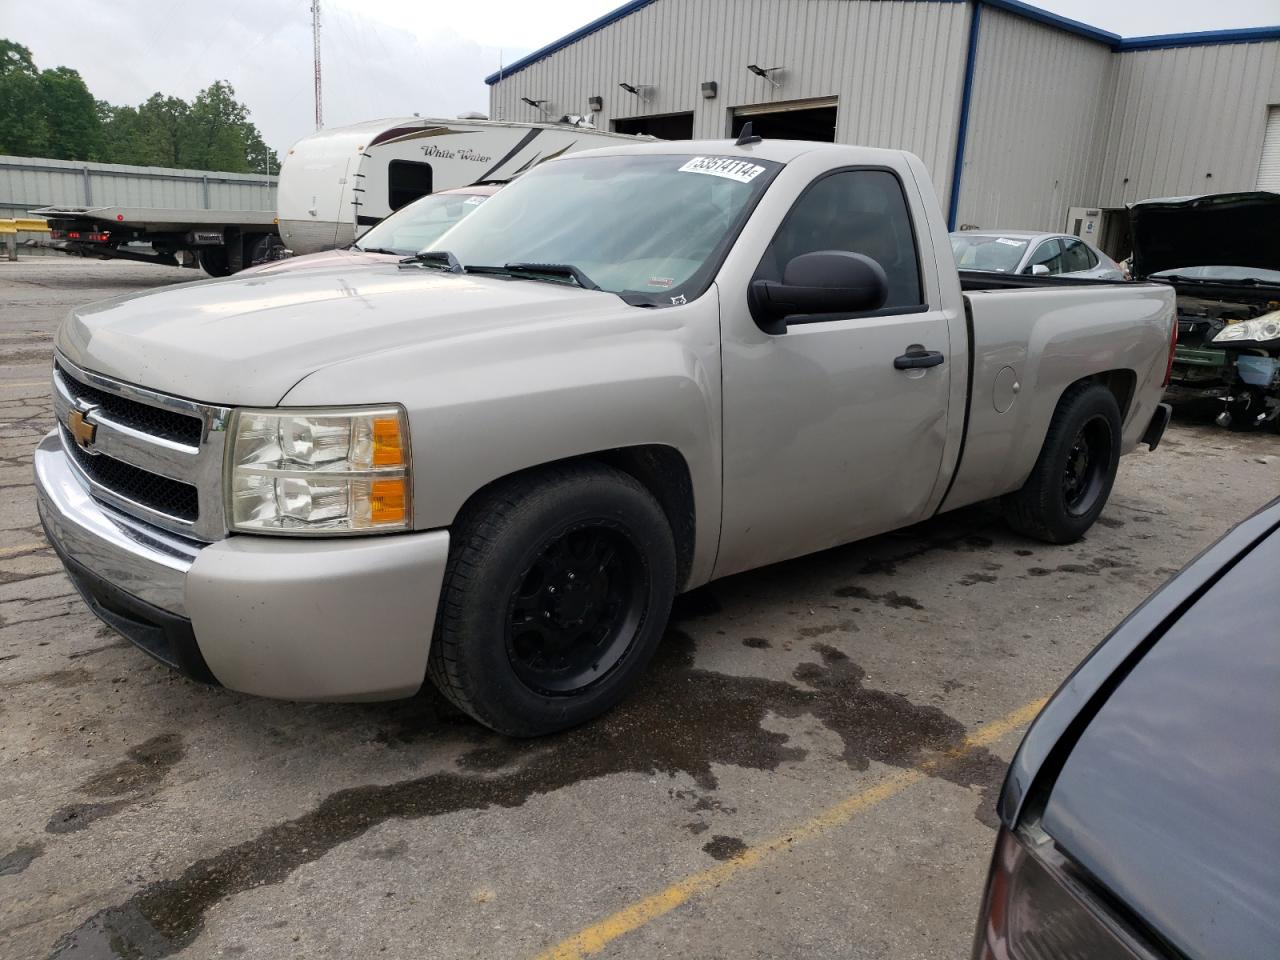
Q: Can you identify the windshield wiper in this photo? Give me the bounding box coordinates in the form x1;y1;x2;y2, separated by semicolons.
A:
469;262;601;291
398;250;464;274
357;246;406;256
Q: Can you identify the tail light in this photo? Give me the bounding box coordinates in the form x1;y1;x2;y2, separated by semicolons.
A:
973;827;1143;960
1162;315;1179;388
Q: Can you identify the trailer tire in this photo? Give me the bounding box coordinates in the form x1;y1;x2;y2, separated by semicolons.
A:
1002;382;1122;544
427;463;677;737
197;247;231;277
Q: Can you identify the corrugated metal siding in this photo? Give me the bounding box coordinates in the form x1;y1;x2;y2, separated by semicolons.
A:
0;155;276;219
954;6;1114;230
490;0;971;200
1097;41;1280;205
1259;105;1280;190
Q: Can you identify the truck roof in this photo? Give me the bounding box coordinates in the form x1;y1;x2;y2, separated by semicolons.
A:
560;137;914;167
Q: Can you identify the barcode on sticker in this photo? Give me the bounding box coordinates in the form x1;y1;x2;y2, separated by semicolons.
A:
678;156;766;183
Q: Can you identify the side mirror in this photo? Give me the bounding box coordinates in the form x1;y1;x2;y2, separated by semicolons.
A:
749;251;889;334
1028;264;1050;277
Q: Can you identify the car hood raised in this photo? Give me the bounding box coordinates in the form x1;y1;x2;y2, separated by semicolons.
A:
57;264;625;406
1128;191;1280;279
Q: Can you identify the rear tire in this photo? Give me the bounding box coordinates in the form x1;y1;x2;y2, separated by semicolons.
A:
197;247;231;277
427;463;677;737
1002;382;1122;544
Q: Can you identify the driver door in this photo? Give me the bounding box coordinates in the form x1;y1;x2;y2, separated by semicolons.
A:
715;168;953;578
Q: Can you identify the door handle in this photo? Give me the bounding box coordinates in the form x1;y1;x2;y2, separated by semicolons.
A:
893;348;945;370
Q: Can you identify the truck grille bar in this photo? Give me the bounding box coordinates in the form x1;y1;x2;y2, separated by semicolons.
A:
52;353;232;541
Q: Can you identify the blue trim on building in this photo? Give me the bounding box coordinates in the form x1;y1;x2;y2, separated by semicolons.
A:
979;0;1119;46
484;0;658;85
948;2;983;231
1117;25;1280;51
486;0;1280;86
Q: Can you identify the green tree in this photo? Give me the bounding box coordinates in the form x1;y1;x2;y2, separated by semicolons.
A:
37;66;102;160
0;40;49;156
0;40;278;173
182;81;275;174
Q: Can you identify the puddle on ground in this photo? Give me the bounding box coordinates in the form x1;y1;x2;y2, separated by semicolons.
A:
50;629;1004;959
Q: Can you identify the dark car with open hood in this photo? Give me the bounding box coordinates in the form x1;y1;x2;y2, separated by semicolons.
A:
972;496;1280;960
1130;191;1280;430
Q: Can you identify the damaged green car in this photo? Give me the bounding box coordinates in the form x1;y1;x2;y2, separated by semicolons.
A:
1130;191;1280;430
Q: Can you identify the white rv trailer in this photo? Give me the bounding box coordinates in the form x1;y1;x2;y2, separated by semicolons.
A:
277;118;644;255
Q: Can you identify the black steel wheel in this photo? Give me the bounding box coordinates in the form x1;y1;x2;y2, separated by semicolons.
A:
1061;415;1114;517
427;462;677;737
1003;382;1122;544
506;522;649;695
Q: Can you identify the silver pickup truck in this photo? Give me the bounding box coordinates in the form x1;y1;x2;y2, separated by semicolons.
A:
35;137;1176;735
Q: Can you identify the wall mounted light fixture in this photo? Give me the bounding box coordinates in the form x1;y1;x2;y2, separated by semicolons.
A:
746;64;783;89
701;81;718;99
588;95;604;112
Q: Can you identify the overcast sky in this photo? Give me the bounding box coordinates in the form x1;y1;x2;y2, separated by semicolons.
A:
4;0;1276;156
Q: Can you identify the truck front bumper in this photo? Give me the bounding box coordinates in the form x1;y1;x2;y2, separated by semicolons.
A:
35;431;450;701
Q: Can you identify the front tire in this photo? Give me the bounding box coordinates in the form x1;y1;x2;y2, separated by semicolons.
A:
427;463;677;737
1002;382;1122;544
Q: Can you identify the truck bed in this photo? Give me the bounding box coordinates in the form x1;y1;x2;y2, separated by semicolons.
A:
958;270;1131;292
33;205;277;232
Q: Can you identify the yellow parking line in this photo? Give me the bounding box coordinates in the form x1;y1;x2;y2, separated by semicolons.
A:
535;696;1049;960
0;380;50;390
0;542;48;560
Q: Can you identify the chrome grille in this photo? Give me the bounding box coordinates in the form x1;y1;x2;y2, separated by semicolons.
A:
56;365;204;446
52;353;232;541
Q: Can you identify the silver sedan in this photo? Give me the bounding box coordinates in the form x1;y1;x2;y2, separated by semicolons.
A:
951;230;1126;280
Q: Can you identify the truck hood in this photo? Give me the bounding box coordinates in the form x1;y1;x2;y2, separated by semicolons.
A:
236;247;396;277
57;264;625;406
1128;191;1280;279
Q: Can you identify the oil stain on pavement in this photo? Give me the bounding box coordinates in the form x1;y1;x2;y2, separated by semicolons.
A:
49;632;1004;958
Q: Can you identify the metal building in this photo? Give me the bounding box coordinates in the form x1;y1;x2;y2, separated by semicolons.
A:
487;0;1280;251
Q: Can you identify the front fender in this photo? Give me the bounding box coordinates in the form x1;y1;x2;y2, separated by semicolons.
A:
281;291;724;587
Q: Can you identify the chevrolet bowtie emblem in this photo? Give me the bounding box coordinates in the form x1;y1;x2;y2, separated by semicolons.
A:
67;408;97;450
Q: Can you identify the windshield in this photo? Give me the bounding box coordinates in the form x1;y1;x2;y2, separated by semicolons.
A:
356;191;491;256
1150;265;1280;284
422;153;781;302
951;234;1029;273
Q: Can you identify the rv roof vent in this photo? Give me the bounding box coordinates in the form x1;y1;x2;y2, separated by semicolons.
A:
457;111;489;120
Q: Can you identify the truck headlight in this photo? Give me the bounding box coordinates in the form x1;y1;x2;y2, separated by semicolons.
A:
1212;312;1280;344
227;406;411;534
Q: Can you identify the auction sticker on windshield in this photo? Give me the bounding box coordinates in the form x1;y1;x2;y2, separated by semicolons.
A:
678;156;766;183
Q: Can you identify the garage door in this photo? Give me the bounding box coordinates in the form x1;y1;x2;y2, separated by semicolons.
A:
1259;105;1280;191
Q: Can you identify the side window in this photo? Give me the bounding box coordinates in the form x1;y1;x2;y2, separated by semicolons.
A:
760;169;923;309
1061;238;1097;272
388;160;434;211
1024;238;1065;274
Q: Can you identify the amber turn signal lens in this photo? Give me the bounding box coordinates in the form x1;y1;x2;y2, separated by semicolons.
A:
370;478;407;524
371;416;404;466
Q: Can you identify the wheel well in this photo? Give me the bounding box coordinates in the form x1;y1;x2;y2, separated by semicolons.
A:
1078;369;1137;422
455;446;697;590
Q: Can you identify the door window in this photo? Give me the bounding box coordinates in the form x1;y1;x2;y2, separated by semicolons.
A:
1024;238;1065;274
388;160;434;211
759;169;923;309
1061;238;1098;272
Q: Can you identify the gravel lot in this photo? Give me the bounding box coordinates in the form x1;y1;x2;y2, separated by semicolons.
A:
1;258;1276;960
